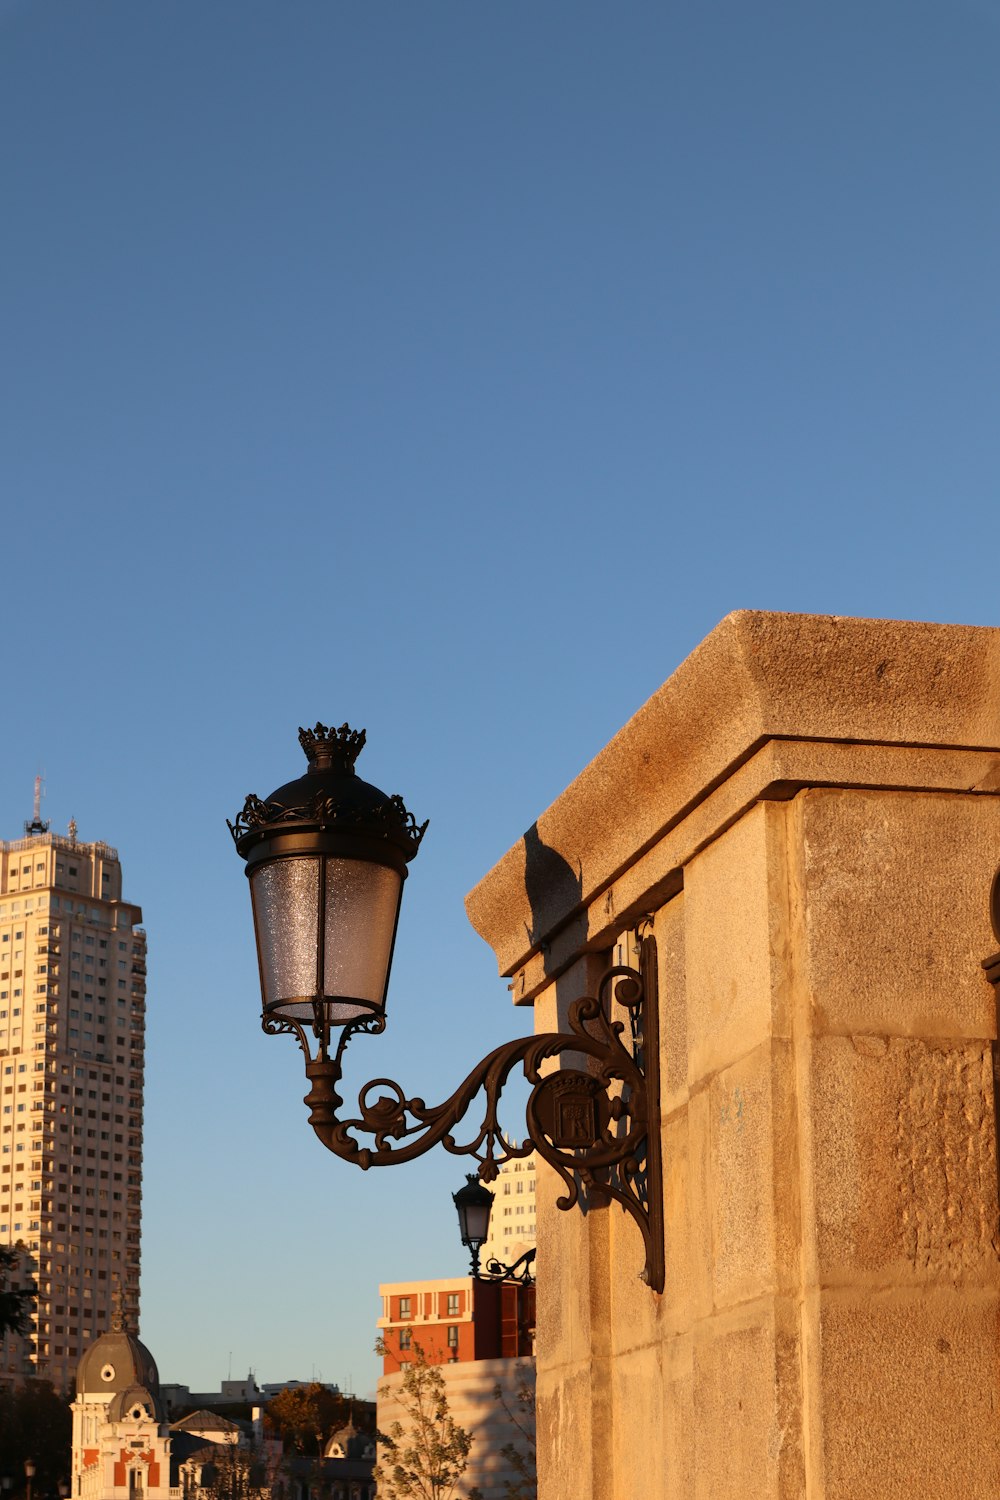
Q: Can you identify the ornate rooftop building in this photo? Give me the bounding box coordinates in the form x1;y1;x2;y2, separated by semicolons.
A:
71;1309;173;1499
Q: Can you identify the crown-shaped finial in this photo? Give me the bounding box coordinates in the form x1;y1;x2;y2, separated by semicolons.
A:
298;722;366;774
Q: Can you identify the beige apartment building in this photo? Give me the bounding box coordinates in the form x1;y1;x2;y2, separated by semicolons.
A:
0;822;145;1393
478;1150;536;1272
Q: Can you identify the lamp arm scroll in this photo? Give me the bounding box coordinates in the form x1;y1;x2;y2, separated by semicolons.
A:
482;1246;537;1284
274;936;664;1292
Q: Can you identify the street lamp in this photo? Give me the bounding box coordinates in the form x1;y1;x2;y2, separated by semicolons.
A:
230;722;664;1291
23;1462;34;1500
453;1175;536;1284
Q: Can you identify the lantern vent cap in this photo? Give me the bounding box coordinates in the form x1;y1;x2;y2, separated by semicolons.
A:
227;720;427;862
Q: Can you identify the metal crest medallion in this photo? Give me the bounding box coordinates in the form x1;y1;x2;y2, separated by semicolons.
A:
531;1071;606;1150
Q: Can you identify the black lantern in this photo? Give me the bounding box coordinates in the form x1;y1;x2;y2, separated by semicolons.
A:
231;721;665;1293
453;1176;537;1283
453;1174;494;1275
229;723;427;1040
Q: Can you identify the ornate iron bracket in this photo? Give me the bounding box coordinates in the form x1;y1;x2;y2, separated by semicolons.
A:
265;936;664;1293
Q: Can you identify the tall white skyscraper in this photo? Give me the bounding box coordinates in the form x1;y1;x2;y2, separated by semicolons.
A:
0;819;145;1392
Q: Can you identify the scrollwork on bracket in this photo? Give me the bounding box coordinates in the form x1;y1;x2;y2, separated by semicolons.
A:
275;936;664;1292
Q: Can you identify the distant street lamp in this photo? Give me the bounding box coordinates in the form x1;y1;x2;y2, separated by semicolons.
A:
230;722;664;1292
23;1462;35;1500
453;1175;536;1284
453;1175;493;1275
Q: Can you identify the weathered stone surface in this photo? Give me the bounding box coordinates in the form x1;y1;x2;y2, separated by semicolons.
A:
609;1345;667;1497
808;1033;999;1283
795;787;1000;1038
686;1082;714;1325
692;1302;806;1500
658;890;688;1114
662;1334;695;1498
685;801;791;1082
535;1363;596;1500
817;1290;1000;1497
660;1106;694;1339
708;1039;800;1309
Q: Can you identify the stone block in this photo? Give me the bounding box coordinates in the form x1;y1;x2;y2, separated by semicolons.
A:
817;1289;1000;1498
795;787;1000;1038
686;1085;714;1322
657;889;688;1115
685;802;791;1084
808;1034;999;1284
610;1344;667;1498
661;1106;694;1338
709;1039;799;1310
605;1149;667;1359
532;1151;596;1372
692;1300;805;1500
535;1362;596;1500
662;1334;695;1498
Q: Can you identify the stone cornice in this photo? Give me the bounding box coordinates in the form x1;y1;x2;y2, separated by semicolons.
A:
465;611;1000;992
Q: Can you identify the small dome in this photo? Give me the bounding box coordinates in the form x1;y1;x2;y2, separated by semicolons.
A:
325;1420;374;1461
108;1382;165;1424
77;1328;160;1399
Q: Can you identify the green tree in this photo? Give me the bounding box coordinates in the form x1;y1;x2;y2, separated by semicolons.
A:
189;1439;273;1500
0;1242;36;1339
374;1338;482;1500
263;1382;358;1454
0;1379;72;1488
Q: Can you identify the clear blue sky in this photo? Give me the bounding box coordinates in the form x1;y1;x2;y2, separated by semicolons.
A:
2;0;998;1395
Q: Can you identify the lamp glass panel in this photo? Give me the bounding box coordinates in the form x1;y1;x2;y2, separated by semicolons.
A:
250;857;319;1020
323;857;402;1023
461;1198;492;1244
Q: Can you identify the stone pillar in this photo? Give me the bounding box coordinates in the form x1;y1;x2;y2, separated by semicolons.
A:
466;612;1000;1500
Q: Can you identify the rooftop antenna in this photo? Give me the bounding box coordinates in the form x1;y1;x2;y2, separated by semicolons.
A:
24;773;49;837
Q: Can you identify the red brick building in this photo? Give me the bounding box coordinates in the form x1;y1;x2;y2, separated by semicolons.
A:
377;1275;534;1375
